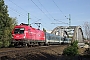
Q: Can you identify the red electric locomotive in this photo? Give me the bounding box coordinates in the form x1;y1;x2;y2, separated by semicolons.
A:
11;23;45;47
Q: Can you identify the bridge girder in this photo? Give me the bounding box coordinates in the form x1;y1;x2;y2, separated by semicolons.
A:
51;26;84;43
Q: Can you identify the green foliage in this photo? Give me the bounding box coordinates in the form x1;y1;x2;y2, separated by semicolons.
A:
0;41;3;48
63;41;78;56
63;46;78;56
2;40;10;47
0;0;18;48
71;40;78;48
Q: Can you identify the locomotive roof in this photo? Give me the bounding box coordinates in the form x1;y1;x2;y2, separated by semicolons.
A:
15;25;33;29
14;24;42;31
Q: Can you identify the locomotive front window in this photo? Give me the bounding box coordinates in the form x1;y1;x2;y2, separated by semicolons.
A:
14;28;24;34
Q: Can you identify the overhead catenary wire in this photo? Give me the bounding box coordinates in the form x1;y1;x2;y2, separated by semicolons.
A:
52;0;67;18
38;0;55;20
38;0;70;29
41;24;50;30
8;0;27;13
37;0;67;27
9;9;40;26
8;0;65;21
52;0;71;25
31;0;52;21
7;0;69;29
54;19;68;24
8;0;40;20
37;0;59;28
30;0;56;29
8;0;51;29
9;7;27;17
31;19;41;24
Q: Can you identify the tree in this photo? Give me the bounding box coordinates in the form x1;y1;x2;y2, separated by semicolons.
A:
83;22;90;40
63;41;78;56
0;0;17;47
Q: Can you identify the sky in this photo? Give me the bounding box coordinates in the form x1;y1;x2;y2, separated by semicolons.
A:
4;0;90;30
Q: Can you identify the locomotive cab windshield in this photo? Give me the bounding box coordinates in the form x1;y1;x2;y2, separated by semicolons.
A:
14;28;25;34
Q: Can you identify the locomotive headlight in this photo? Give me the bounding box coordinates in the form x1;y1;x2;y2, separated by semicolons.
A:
23;35;26;38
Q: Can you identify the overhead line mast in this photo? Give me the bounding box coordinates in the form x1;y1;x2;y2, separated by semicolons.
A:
67;14;71;26
28;13;30;26
69;14;71;26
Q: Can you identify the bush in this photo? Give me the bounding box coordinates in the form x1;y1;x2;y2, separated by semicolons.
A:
63;46;78;56
0;40;10;48
63;41;78;56
3;41;10;48
71;40;78;47
0;41;3;48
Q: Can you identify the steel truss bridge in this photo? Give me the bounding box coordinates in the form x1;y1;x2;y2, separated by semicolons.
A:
51;26;84;43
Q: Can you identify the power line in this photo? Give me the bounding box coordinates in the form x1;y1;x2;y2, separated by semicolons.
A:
31;19;41;24
37;0;68;26
54;19;68;24
38;0;54;19
38;0;68;25
51;23;68;24
8;0;40;20
8;0;28;13
52;0;67;18
9;7;26;17
41;24;50;30
4;0;50;30
37;0;59;27
8;0;52;29
52;0;71;25
31;0;51;20
30;0;53;29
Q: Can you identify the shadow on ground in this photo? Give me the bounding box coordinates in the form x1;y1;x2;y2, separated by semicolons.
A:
0;52;90;60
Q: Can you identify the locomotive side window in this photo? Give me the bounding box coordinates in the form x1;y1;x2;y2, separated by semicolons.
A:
14;28;24;34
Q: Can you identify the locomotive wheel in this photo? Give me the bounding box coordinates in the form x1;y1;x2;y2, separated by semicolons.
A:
23;43;28;47
14;43;19;47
